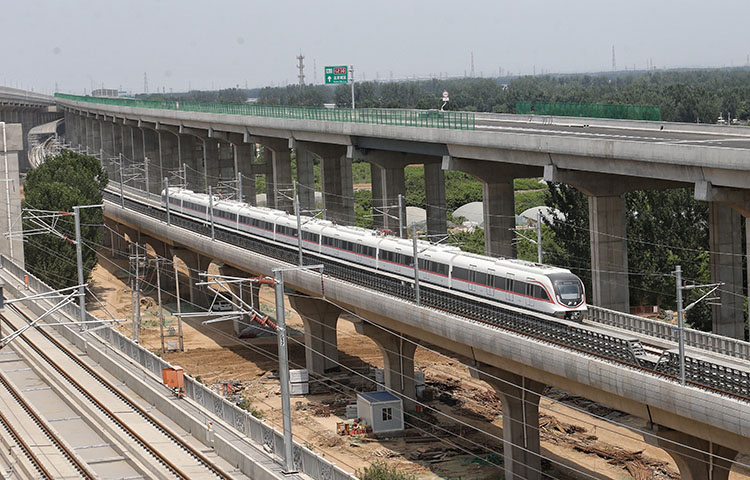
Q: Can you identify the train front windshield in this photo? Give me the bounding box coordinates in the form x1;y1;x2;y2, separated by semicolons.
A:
553;279;583;306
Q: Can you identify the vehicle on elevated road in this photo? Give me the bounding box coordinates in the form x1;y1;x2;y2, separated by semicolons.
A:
163;188;587;320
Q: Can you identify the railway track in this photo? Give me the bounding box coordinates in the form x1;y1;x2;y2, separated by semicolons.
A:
104;188;750;401
0;305;240;480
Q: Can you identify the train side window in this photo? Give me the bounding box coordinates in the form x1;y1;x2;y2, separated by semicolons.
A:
453;267;469;281
472;271;488;286
536;285;549;301
302;231;319;243
513;280;526;295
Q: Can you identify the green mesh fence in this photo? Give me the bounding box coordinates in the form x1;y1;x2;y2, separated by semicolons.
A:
515;101;532;114
531;102;661;121
54;93;475;130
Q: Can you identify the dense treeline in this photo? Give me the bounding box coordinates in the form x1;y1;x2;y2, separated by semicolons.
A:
24;151;108;290
254;68;750;122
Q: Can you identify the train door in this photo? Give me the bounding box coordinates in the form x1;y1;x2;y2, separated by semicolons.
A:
505;273;514;301
468;264;477;293
486;268;495;298
526;277;535;307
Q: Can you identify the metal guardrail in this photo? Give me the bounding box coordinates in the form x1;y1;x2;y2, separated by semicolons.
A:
0;255;356;480
588;305;750;361
55;93;476;130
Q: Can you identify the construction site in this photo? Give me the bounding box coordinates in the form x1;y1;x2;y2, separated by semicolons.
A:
86;249;750;480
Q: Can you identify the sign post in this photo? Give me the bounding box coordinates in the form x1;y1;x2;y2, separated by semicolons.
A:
441;90;449;111
325;65;355;109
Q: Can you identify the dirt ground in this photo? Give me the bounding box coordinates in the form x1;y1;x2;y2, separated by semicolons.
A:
87;251;750;480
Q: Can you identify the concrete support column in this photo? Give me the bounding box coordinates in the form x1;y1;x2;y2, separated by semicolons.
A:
295;148;316;212
234;144;258;205
179;135;202;192
85;116;94;153
288;295;341;374
424;162;447;238
471;364;546;480
112;121;122;156
353;321;417;410
217;141;235;181
370;164;385;229
709;202;745;338
100;120;114;158
588;195;629;312
371;162;406;233
483;180;516;258
257;139;292;212
321;153;354;224
121;124;133;161
142;128;160;194
203;139;220;189
644;427;738;480
171;248;212;308
0;124;25;266
92;118;102;153
157;130;179;181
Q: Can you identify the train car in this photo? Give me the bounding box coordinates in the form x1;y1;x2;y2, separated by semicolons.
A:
161;188;586;319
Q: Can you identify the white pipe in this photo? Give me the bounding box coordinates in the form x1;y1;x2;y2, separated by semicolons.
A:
1;122;12;260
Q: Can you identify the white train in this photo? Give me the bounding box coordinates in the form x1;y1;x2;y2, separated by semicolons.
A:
162;188;587;319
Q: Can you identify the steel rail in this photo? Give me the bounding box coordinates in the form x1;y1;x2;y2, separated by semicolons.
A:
0;309;233;480
0;408;57;480
0;366;95;479
105;189;750;401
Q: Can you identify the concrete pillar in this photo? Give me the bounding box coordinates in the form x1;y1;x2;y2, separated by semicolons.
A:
100;120;114;158
234;143;258;205
471;363;546;480
424;162;447;238
203;138;220;189
483;180;516;258
296;149;316;212
142;128;160;194
112;120;122;157
321;153;354;224
644;427;737;480
709;202;745;339
0;124;25;267
157;130;179;182
85;116;94;153
179;135;202;192
92;118;102;153
353;321;417;410
288;295;341;374
218;141;235;181
370;164;385;229
370;162;406;233
121;124;133;161
446;157;541;258
588;195;629;312
258;139;293;212
171;248;212;308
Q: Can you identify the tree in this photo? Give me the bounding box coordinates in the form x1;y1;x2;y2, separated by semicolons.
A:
23;151;108;290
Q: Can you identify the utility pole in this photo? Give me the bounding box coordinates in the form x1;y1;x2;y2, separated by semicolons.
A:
73;206;86;329
173;260;184;351
350;66;355;109
133;243;141;344
119;153;124;207
537;209;543;264
272;264;323;473
237;172;243;203
208;185;215;241
155;259;165;353
398;193;405;238
674;266;722;386
144;157;150;195
164;177;171;226
412;223;420;305
294;180;303;266
612;45;616;71
470;52;475;77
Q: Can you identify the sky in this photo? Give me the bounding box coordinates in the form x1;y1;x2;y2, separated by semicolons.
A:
4;0;750;95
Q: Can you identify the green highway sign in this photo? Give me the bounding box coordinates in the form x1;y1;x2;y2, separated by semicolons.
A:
325;65;349;84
